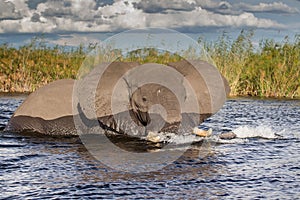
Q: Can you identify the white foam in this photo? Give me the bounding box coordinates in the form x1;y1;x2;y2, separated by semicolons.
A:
232;125;278;139
171;134;202;144
145;124;285;146
215;138;249;144
157;132;203;144
293;132;300;139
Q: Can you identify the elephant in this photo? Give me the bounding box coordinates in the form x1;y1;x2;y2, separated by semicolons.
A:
5;60;230;139
4;79;77;135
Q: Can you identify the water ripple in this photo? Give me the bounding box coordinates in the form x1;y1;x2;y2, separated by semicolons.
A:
0;97;299;199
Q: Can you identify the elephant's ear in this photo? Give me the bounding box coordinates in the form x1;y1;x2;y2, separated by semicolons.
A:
167;60;228;116
77;61;139;119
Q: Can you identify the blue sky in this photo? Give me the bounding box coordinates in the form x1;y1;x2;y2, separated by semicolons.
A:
0;0;299;47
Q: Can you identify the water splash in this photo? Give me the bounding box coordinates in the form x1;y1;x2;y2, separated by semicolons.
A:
232;125;279;139
147;124;287;146
143;132;203;144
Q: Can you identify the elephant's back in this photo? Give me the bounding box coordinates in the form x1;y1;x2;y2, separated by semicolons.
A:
5;79;77;135
13;79;74;120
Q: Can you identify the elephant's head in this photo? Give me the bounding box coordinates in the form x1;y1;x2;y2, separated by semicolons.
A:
129;83;181;132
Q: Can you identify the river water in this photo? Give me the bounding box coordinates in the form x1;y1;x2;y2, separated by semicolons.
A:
0;95;299;199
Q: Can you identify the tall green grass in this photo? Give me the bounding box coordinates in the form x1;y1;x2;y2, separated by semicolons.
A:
0;37;85;92
204;30;300;98
0;31;299;98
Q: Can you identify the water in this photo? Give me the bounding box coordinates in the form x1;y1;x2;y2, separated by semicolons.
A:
0;95;299;199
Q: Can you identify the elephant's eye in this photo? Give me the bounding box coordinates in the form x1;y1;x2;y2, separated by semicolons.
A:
142;96;147;102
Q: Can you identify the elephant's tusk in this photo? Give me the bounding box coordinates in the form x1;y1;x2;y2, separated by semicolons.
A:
146;131;161;143
193;127;212;137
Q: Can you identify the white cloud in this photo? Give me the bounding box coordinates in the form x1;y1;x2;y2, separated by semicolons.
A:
194;0;299;15
0;1;22;20
238;2;299;14
134;0;196;13
0;18;55;33
0;0;297;33
98;0;146;29
146;8;282;28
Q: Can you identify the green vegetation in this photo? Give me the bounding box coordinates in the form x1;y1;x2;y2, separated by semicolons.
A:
204;30;300;98
0;31;299;98
0;38;85;92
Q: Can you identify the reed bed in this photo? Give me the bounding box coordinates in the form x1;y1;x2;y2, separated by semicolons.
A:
0;31;299;98
206;30;300;98
0;38;85;92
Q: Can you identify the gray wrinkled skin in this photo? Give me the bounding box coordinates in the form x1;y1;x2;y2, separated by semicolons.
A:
5;60;230;137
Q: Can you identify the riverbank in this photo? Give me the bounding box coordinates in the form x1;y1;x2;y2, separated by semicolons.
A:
1;31;299;98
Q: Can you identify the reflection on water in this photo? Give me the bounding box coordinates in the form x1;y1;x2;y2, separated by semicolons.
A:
0;96;299;199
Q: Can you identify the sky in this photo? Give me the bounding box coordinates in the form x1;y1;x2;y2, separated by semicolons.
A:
0;0;299;47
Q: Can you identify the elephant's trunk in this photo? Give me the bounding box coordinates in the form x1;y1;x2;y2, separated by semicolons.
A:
134;110;150;126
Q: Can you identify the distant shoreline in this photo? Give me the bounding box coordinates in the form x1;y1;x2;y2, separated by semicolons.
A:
1;92;299;101
1;30;299;98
